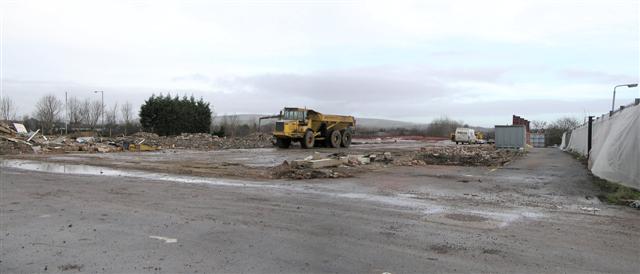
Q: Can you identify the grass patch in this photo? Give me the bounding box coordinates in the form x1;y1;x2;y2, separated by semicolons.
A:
592;176;640;205
565;150;639;206
566;150;587;164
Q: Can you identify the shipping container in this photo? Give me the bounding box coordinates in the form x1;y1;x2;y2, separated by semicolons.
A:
495;125;526;148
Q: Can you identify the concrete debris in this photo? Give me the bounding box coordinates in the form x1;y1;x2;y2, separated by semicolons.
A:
0;126;273;155
76;137;95;144
272;152;385;180
31;146;42;153
149;235;178;243
123;132;273;150
271;161;350;180
411;145;522;166
26;129;40;142
293;158;344;169
347;155;370;165
629;200;640;209
0;123;34;154
12;123;28;134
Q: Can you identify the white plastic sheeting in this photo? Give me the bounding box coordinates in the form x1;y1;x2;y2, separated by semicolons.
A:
559;132;567;150
565;104;640;188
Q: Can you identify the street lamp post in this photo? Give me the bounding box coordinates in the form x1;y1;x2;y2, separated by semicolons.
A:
612;83;638;112
94;91;104;133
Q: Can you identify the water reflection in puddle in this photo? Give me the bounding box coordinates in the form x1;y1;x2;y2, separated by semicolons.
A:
2;160;125;176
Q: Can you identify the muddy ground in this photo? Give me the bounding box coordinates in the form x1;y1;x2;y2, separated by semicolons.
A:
2;141;519;180
1;144;639;273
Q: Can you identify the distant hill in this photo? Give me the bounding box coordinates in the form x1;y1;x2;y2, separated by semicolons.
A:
213;114;424;129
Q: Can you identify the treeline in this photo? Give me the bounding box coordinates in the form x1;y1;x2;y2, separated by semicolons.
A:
140;94;212;136
1;93;138;135
356;117;469;137
531;117;581;146
2;93;583;143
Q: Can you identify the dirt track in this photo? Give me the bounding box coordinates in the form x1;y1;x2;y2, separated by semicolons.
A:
1;147;639;273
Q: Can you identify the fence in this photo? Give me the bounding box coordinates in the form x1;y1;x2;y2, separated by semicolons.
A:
563;101;639;189
530;133;545;148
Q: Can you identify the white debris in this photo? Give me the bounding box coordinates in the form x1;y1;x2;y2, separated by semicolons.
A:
149;236;177;243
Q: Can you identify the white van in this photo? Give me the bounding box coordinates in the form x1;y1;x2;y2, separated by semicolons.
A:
454;128;477;144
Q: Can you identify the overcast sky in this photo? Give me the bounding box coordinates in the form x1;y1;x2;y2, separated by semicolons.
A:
1;0;639;126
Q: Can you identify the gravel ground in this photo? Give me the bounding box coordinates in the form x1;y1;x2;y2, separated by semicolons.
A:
1;148;638;273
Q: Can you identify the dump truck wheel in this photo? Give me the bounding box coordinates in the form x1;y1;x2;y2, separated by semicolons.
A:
276;138;291;148
327;130;342;148
341;130;352;148
301;130;315;149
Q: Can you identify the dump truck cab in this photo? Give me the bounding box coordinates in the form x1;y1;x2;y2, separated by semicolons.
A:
274;108;309;139
272;107;355;149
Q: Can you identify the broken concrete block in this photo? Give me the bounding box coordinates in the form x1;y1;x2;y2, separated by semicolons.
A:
12;123;27;134
312;152;324;160
292;158;344;169
307;158;343;169
347;155;370;164
368;154;376;162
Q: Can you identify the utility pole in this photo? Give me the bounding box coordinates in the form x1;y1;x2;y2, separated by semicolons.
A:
612;84;638;112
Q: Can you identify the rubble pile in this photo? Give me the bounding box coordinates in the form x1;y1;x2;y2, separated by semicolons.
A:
270;160;350;180
411;145;522;166
0;123;33;154
270;151;392;180
0;124;276;155
121;132;273;150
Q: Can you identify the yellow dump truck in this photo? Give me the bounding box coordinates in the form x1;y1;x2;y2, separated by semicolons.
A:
265;107;356;149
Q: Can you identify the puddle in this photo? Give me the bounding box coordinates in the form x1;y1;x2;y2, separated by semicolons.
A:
1;160;129;176
0;159;263;188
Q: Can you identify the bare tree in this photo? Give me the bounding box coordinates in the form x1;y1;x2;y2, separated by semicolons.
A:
425;117;463;137
67;97;84;129
226;115;239;137
105;102;118;136
22;115;39;131
0;96;16;121
105;102;118;125
120;101;132;135
545;116;581;146
34;94;63;134
79;99;91;128
81;99;102;130
531;120;547;133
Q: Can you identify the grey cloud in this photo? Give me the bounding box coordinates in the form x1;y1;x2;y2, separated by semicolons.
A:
560;69;638;84
328;65;510;83
218;73;454;103
4;65;621;127
172;73;212;83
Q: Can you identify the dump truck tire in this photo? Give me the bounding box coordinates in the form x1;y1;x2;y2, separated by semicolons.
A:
341;129;352;148
327;130;342;148
301;130;315;149
276;138;291;148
